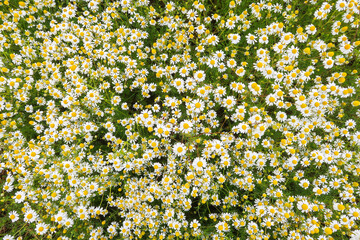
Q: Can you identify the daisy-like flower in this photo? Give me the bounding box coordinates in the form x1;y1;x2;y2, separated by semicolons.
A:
228;33;241;44
24;209;38;223
173;142;187;156
3;235;15;240
213;50;225;61
297;199;311;213
187;9;198;21
227;58;237;68
196;24;206;35
339;42;353;54
259;35;269;44
165;1;175;12
83;122;95;132
246;34;257;44
299;179;310;189
180;120;193;134
323;58;334;69
314;9;327;20
350;230;360;240
192;157;207;171
191;99;205;114
207;58;218;68
345;119;356;129
225;19;236;29
234;67;246;77
223;96;237;109
263;67;275;79
273;43;285;55
9;211;19;222
212;13;221;21
13;191;26;203
349;207;360;220
342;13;354;23
190;219;201;230
179;66;189;77
35;222;49;235
313;39;328;52
265;94;278;106
206;34;219;46
335;0;347;11
306;24;317;34
193;70;206;82
249;82;262;95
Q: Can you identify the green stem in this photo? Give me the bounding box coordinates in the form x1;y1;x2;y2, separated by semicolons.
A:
14;223;28;237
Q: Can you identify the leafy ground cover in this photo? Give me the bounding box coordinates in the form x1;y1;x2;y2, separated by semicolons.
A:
0;0;360;239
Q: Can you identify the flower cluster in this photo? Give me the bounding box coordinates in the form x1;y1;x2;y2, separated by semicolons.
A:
0;0;360;239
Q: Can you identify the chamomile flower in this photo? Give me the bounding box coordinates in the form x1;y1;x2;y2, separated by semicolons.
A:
206;34;219;45
192;157;207;171
249;82;262;95
194;70;206;82
35;222;49;235
297;200;311;213
259;35;269;44
226;19;236;29
339;42;353;54
191;99;205;113
223;96;237;109
228;33;241;44
323;58;334;69
350;230;360;240
306;24;317;34
180;120;193;134
13;191;25;203
246;34;257;44
213;50;225;61
3;235;15;240
173;142;187;156
24;209;38;223
9;211;19;222
187;9;198;21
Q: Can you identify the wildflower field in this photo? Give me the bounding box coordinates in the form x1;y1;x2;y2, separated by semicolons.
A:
1;0;360;239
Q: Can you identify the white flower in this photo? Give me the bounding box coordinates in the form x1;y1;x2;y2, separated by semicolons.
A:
191;99;205;113
339;42;353;54
192;157;207;171
259;35;268;44
226;58;237;68
350;230;360;240
13;191;25;203
223;96;236;109
249;82;262;95
190;219;201;229
9;211;19;222
180;120;193;134
207;58;218;68
187;9;198;21
193;70;206;82
306;24;317;34
196;24;206;34
24;209;38;223
342;12;354;23
213;50;225;61
228;33;240;44
225;19;235;29
35;222;49;235
173;142;187;156
297;200;311;213
54;211;67;224
3;235;15;240
246;34;257;44
323;58;334;69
